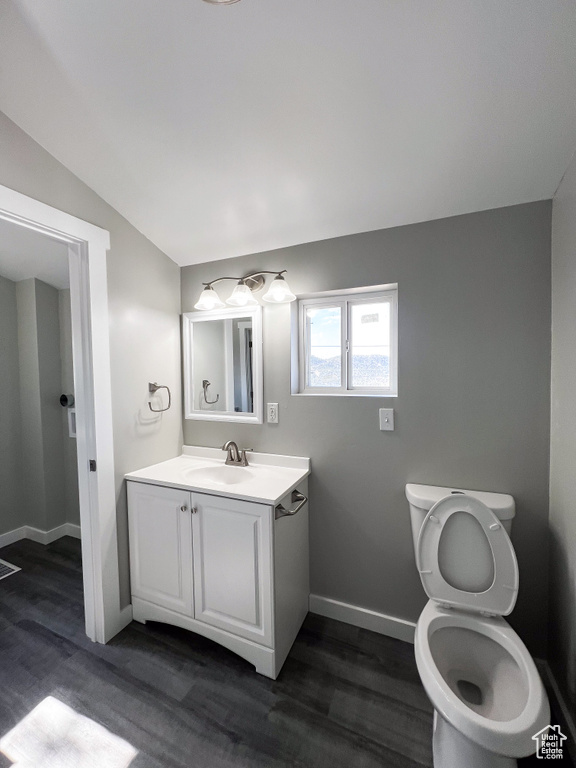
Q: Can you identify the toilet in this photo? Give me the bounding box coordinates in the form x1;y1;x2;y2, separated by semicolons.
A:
405;484;549;767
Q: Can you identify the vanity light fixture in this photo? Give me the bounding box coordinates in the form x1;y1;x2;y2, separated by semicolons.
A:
194;285;226;311
226;281;259;307
194;270;296;310
262;273;297;304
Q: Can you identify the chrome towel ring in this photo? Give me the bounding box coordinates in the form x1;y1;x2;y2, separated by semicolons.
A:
202;379;220;405
148;382;171;412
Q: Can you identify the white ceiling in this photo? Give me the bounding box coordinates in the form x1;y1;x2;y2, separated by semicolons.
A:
0;218;69;289
1;1;575;267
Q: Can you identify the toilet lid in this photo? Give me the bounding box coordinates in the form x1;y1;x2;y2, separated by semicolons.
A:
417;494;519;616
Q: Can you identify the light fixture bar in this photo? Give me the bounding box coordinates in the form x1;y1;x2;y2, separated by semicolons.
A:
194;270;295;310
202;270;287;289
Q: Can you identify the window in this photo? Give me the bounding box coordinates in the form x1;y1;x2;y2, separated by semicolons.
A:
296;285;398;396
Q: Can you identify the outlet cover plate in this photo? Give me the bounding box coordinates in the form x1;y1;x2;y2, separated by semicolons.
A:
267;403;279;423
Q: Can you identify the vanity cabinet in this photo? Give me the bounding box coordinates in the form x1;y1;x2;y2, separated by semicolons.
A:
127;478;309;679
192;492;272;646
128;484;193;616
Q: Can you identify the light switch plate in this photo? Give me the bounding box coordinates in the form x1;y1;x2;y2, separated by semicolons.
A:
267;403;279;423
379;408;394;431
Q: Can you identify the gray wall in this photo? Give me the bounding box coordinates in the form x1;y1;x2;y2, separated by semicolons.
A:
0;274;22;535
182;201;552;656
550;154;576;710
0;111;182;606
1;278;81;535
35;279;67;531
15;278;67;532
15;278;46;531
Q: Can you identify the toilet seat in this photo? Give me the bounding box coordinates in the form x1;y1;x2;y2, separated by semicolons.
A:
417;494;519;616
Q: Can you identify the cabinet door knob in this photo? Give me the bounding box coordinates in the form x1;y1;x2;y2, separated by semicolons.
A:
180;505;188;512
191;507;198;514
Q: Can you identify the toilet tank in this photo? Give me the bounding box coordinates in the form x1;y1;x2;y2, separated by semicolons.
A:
405;484;515;557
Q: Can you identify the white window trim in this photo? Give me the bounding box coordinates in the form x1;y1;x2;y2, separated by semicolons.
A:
295;284;398;397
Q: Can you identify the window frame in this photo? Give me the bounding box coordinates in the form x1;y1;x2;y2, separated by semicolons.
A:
296;285;398;397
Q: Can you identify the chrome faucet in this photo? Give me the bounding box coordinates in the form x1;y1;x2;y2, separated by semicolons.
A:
222;440;252;467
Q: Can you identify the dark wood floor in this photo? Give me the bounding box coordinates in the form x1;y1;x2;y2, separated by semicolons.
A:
0;538;566;767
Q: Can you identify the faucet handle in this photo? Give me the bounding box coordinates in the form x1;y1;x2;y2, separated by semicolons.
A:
239;448;253;466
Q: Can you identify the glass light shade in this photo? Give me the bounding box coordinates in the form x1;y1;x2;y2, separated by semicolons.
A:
262;275;296;304
226;282;259;307
194;286;225;311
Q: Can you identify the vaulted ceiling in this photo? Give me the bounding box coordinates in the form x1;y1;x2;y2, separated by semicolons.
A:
1;0;575;266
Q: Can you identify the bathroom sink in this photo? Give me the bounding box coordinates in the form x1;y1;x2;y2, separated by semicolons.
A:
185;465;254;486
125;446;310;504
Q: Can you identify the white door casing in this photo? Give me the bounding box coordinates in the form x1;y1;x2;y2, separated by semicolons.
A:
0;183;122;643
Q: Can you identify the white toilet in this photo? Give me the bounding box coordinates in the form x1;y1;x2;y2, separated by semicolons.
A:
405;483;549;767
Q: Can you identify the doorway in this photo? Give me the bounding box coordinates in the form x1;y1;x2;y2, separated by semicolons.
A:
0;183;126;644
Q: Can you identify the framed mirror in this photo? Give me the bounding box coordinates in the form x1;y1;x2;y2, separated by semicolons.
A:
182;306;263;423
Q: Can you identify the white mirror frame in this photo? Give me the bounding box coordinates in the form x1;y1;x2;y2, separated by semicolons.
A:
183;305;263;423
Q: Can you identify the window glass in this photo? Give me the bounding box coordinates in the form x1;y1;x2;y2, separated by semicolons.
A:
306;305;341;388
297;285;397;396
350;301;390;388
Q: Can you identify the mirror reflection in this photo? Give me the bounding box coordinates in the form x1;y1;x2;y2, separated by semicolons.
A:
193;316;254;413
183;305;263;423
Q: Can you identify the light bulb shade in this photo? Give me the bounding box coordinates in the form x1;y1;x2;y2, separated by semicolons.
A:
194;286;225;310
262;275;296;304
226;282;259;307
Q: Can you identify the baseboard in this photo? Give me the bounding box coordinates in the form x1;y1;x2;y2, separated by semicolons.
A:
62;523;81;539
0;527;27;549
309;594;416;643
0;523;81;549
538;659;576;765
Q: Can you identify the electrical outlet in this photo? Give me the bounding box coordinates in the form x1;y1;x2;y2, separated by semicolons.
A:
267;403;279;423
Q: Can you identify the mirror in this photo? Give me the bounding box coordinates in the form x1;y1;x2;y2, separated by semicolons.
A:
183;306;263;423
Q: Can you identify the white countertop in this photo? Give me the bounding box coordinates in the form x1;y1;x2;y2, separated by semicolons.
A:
125;445;310;505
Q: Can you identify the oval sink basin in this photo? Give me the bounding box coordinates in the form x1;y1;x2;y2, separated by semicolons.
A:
185;465;254;486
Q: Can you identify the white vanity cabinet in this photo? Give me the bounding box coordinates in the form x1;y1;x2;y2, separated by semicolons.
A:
126;458;309;680
192;491;273;647
127;483;193;616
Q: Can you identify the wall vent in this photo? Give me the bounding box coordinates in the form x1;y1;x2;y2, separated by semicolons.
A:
0;559;21;581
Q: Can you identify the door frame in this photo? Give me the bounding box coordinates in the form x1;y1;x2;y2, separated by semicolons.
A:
0;183;126;644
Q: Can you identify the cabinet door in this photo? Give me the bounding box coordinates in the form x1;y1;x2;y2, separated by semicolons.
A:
192;492;272;646
127;482;193;616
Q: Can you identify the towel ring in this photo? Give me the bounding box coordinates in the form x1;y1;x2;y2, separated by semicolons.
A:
202;379;220;405
148;382;171;412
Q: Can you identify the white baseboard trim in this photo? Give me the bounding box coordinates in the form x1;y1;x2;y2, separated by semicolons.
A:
309;594;416;644
0;526;27;549
0;523;81;549
62;523;81;540
538;659;576;763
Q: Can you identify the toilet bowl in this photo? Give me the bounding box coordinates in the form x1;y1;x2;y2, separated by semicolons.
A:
416;601;549;766
406;484;550;767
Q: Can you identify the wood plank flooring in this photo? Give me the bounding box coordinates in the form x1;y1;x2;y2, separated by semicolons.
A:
0;538;566;767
